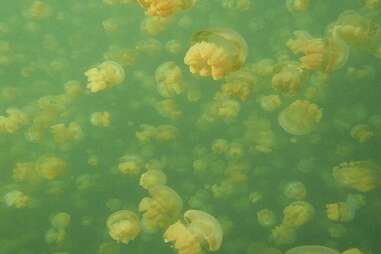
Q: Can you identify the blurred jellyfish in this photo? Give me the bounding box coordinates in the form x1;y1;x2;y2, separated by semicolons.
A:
137;0;196;17
3;190;30;208
350;124;374;143
326;194;365;223
164;209;223;254
139;185;183;231
278;100;322;135
259;95;281;112
107;210;141;244
118;155;143;175
184;28;248;80
271;62;305;96
155;61;184;98
282;201;315;227
50;212;71;230
283;181;307;200
257;209;277;227
285;245;340;254
36;156;66;180
90;112;112;127
333;161;380;192
286;0;310;13
85;61;125;93
139;169;167;190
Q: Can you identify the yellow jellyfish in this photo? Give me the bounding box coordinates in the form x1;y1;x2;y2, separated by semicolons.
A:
184;28;248;80
333;161;380;192
282;201;315;227
50;212;71;230
350;124;374;143
4;190;30;208
271;62;305;96
50;122;83;146
286;0;310;13
283;181;307;200
85;61;125;93
278;100;322;135
342;249;364;254
90;112;112;127
137;0;196;17
155;124;178;142
139;185;183;231
257;209;277;227
36;156;66;180
118;155;143;175
157;99;183;120
139;169;167;190
271;224;297;245
259;95;281;112
155;61;184;98
106;210;141;244
211;139;229;154
0;108;29;134
136;124;157;143
164;209;223;254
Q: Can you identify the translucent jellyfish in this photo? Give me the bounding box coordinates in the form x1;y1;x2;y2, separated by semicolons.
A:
184;28;248;80
118;155;143;175
0;108;29;134
106;210;141;244
157;99;183;120
271;62;305;96
155;124;178;142
164;209;223;254
271;224;297;245
136;124;157;143
222;0;253;11
50;122;83;146
283;181;307;200
285;245;340;254
333;161;380;192
282;201;315;227
278;100;322;135
139;185;183;230
286;0;310;13
211;139;229;154
64;80;83;98
13;162;38;183
259;95;281;112
90;112;112;127
257;209;277;227
141;16;171;36
137;0;196;17
85;61;125;93
342;249;364;254
216;97;241;121
325;194;365;223
36;156;66;180
155;61;184;98
350;124;374;143
139;169;167;190
28;0;51;19
4;190;29;208
50;212;71;230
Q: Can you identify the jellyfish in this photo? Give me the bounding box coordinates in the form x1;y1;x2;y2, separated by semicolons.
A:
155;124;178;142
211;139;229;154
282;201;315;227
36;156;66;180
325;194;365;223
283;181;307;200
271;62;306;96
85;61;125;93
285;245;340;254
50;122;83;145
0;108;29;134
259;95;281;112
286;0;310;13
184;28;248;80
278;100;322;135
342;249;364;254
155;61;184;98
333;161;380;192
157;99;183;120
350;124;374;143
139;185;183;231
137;0;196;17
90;112;112;127
257;209;277;227
139;169;167;190
164;209;223;254
106;210;140;244
271;224;297;245
50;212;71;230
118;155;143;175
3;190;30;208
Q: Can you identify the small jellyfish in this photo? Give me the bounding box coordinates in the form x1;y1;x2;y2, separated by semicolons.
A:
155;61;184;98
285;245;340;254
286;0;310;13
50;212;71;230
106;210;140;244
184;28;248;80
3;190;30;208
257;209;277;227
259;95;281;112
282;201;315;227
85;61;125;93
271;62;305;96
139;185;183;231
211;139;229;154
278;100;322;135
90;112;112;127
118;155;143;175
350;124;374;143
139;169;167;190
333;161;380;192
164;209;223;254
283;181;307;200
137;0;196;17
36;156;66;180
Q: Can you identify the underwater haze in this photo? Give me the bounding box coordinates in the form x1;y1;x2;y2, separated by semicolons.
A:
0;0;381;254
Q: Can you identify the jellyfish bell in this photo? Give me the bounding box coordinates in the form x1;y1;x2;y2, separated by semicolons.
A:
106;210;141;244
285;245;340;254
322;35;349;73
185;28;248;80
137;0;196;17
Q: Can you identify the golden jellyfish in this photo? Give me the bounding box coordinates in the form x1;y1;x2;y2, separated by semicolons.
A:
137;0;196;17
139;169;167;190
64;80;83;98
363;0;381;9
157;99;183;120
155;124;178;142
139;185;183;231
259;95;281;112
141;16;171;36
222;0;253;11
257;209;277;228
136;124;157;143
85;61;125;93
90;112;112;127
285;246;340;254
12;162;38;182
0;108;29;134
155;61;184;98
342;249;364;254
278;100;322;135
106;210;141;244
36;156;66;180
118;154;143;175
50;212;71;230
286;0;310;13
282;201;315;227
211;139;229;154
104;46;137;68
164;209;223;254
329;10;381;50
271;224;297;245
28;0;51;20
350;124;374;143
166;40;183;54
271;62;305;96
333;161;380;192
3;190;30;208
50;122;83;146
184;28;248;80
283;181;307;200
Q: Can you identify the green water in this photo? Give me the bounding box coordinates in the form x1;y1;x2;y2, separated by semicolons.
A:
0;0;381;254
